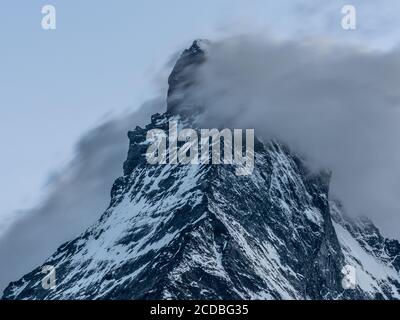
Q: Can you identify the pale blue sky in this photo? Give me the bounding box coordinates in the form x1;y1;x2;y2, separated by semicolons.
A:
0;0;399;233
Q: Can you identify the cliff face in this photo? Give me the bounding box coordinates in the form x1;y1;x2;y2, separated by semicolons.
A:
3;41;400;300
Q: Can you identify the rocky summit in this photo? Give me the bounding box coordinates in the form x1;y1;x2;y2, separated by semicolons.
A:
3;41;400;300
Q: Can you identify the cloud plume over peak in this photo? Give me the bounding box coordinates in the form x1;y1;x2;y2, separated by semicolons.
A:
186;35;400;238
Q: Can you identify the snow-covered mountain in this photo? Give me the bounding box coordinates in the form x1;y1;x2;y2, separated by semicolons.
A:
3;41;400;300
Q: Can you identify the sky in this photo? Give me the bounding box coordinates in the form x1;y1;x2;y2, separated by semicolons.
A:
1;0;399;230
0;0;230;231
0;0;400;292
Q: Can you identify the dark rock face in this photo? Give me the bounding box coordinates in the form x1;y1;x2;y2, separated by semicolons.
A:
3;41;400;300
167;40;208;116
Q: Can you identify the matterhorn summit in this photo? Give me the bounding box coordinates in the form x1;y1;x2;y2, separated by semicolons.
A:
3;41;400;300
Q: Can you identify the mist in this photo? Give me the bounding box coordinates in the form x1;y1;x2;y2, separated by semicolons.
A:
0;99;164;293
186;35;400;239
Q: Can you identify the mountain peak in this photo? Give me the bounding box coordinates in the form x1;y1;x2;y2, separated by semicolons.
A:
3;41;400;301
4;110;400;299
167;40;209;115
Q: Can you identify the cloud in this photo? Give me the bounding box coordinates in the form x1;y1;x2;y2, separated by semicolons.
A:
0;99;164;293
185;34;400;239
